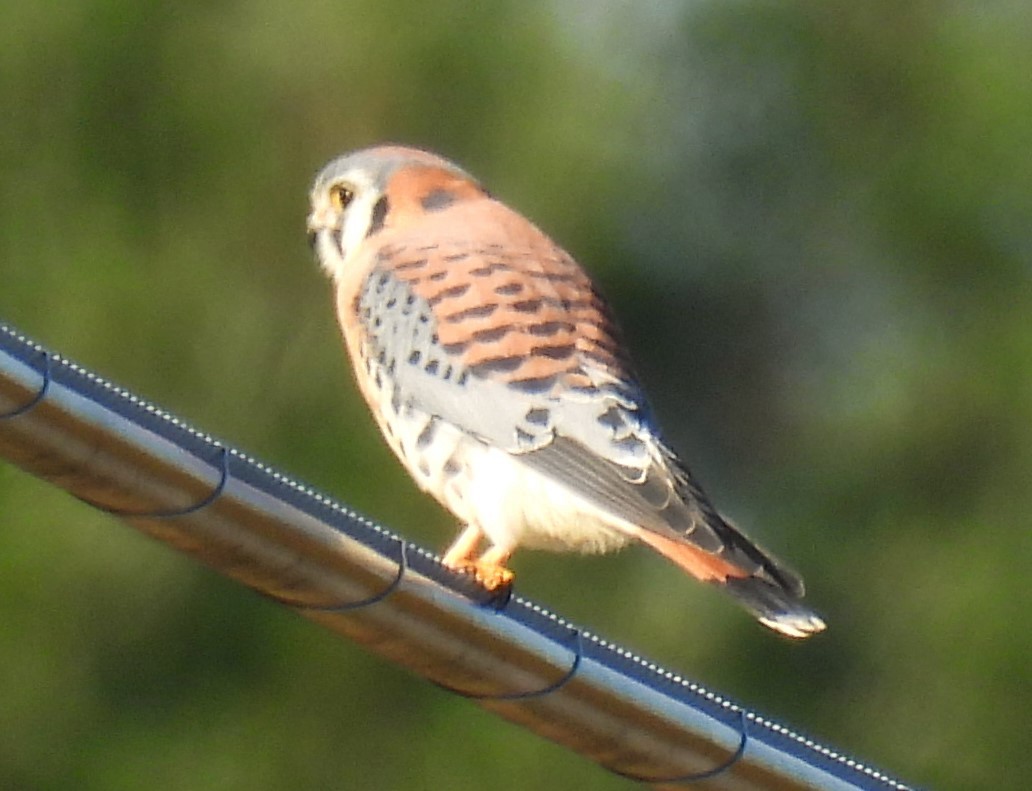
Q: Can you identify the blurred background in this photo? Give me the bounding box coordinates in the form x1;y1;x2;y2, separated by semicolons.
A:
1;1;1029;789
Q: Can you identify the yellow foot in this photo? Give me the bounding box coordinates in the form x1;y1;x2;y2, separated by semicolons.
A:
449;560;515;591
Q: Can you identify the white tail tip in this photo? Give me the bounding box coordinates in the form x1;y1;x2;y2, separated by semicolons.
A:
759;613;828;639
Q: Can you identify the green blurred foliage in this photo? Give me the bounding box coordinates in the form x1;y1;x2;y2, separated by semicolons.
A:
1;1;1029;789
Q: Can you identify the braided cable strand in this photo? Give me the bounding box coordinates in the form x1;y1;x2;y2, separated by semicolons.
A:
0;347;49;419
0;322;914;791
286;538;410;612
76;444;230;519
610;709;748;785
436;622;583;702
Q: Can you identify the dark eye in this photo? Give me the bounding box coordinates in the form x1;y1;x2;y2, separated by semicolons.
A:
330;184;354;210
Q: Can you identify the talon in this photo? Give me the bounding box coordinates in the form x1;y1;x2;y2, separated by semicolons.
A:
447;560;515;591
473;562;515;591
440;528;514;591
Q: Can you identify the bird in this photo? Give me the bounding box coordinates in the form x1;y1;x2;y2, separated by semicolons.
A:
306;144;826;638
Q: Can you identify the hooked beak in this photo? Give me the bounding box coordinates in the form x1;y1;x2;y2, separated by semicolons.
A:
306;209;327;251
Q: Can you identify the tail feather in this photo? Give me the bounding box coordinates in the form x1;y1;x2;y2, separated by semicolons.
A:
722;575;826;639
708;517;827;639
636;519;827;639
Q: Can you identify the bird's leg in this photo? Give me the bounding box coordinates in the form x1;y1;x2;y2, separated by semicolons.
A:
441;524;484;569
441;526;514;591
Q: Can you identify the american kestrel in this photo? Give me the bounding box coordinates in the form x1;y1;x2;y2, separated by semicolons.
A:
307;145;826;638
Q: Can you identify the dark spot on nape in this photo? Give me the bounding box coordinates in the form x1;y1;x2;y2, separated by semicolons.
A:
367;195;389;237
425;359;440;376
469;356;523;377
443;456;462;476
420;188;459;212
408;350;422;365
525;408;551;426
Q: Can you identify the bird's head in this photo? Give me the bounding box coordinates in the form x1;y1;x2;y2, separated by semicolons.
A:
307;145;486;282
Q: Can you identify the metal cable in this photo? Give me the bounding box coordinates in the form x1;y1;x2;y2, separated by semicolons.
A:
612;710;748;785
0;322;916;790
0;347;49;418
